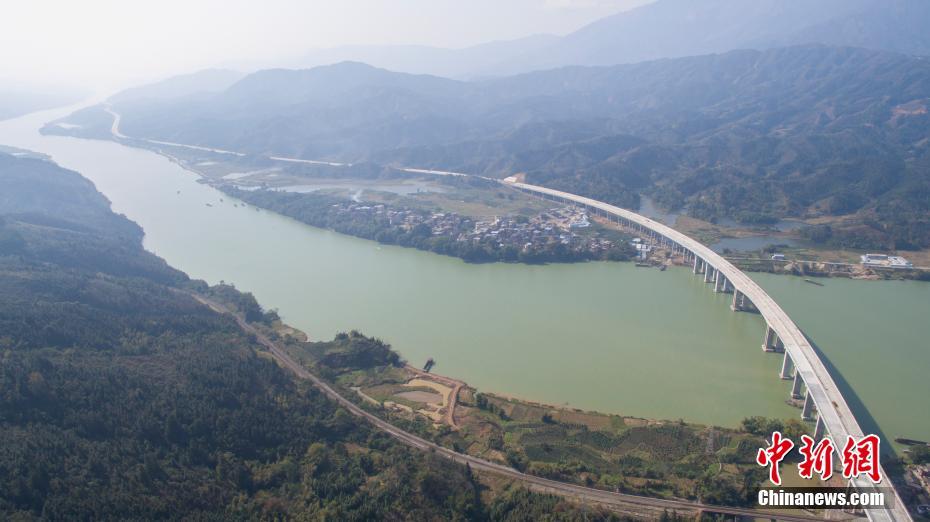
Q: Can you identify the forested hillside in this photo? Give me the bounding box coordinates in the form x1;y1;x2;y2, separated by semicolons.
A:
0;151;621;520
56;45;930;249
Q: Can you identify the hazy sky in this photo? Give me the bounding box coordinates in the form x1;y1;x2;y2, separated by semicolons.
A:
2;0;653;93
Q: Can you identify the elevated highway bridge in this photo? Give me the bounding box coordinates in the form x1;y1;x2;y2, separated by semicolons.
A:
101;106;911;520
506;180;912;522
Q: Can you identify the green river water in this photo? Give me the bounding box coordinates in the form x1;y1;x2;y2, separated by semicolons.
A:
2;107;928;446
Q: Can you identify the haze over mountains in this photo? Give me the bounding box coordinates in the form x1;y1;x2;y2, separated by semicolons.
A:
0;85;87;122
48;0;930;250
107;69;244;105
295;0;930;78
297;35;559;80
91;45;930;248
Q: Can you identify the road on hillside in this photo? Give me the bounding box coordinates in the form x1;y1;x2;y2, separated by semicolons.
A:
187;291;840;522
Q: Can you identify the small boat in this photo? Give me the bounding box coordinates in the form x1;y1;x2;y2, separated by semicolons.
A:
205;203;212;207
803;278;824;287
635;262;651;267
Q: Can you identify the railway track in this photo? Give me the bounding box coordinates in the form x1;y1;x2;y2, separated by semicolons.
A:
188;291;840;522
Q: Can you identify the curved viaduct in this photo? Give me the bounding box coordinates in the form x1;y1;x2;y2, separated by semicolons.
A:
507;181;911;522
101;108;910;520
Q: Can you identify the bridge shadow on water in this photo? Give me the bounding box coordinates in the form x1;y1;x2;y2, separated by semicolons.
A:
802;332;897;457
802;333;914;508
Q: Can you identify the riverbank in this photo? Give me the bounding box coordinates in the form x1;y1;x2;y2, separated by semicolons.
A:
260;301;930;514
726;256;930;281
672;214;930;281
199;285;866;518
237;316;806;507
160;147;930;280
219;184;636;264
47;122;639;265
43;110;930;279
7;105;928;457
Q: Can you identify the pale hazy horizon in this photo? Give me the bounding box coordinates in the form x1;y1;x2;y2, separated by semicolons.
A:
2;0;653;94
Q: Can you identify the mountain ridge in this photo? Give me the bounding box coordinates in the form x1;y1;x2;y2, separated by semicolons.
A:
282;0;930;78
52;45;930;249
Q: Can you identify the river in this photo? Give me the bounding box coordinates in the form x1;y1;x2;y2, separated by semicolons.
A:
2;106;928;445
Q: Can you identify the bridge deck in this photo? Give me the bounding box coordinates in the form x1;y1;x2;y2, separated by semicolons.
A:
509;181;910;522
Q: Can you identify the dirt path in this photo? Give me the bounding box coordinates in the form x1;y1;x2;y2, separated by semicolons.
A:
406;365;463;428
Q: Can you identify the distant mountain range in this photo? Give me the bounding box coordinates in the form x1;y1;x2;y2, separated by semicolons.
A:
297;35;559;79
84;44;930;250
108;68;244;104
48;0;930;250
292;0;930;78
0;85;87;121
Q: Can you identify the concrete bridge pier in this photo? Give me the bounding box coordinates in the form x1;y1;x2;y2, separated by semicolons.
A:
509;181;913;522
762;325;776;352
791;373;804;399
780;352;794;379
730;289;758;313
814;415;826;440
731;289;748;311
802;392;815;421
762;325;785;353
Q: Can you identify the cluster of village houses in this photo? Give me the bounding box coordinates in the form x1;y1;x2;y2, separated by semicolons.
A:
333;202;617;253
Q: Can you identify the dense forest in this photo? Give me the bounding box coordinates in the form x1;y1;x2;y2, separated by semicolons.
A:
0;151;624;520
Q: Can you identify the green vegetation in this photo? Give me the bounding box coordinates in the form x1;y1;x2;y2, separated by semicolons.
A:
319;331;402;373
740;416;807;440
909;445;930;465
283;334;815;509
222;187;635;264
0;151;621;520
465;398;770;507
58;45;930;250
